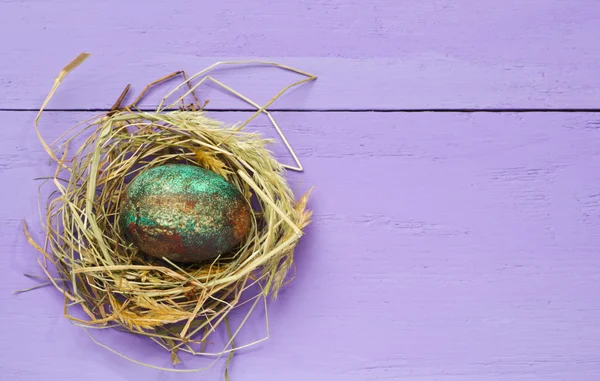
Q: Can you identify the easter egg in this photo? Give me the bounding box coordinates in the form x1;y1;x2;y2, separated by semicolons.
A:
119;164;251;263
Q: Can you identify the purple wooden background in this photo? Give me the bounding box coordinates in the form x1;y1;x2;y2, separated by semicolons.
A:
2;1;600;380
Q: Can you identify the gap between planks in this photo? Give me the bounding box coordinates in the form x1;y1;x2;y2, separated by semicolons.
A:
2;108;600;113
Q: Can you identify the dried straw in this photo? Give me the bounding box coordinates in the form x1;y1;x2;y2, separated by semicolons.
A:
24;54;315;371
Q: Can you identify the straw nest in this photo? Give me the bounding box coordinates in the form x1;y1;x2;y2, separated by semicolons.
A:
24;53;316;370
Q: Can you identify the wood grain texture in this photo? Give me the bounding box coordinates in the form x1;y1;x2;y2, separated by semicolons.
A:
1;0;600;110
2;111;600;380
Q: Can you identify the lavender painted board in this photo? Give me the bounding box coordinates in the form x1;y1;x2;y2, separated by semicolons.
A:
2;0;600;110
2;111;600;380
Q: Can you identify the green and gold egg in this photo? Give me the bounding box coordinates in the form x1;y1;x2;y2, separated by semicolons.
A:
119;164;251;263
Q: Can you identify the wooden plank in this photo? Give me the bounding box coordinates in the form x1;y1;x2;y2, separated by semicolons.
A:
2;0;600;110
2;111;600;379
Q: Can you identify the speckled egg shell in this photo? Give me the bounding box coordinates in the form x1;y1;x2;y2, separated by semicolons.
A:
119;164;251;263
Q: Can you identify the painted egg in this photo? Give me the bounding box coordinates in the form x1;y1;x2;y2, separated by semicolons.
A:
119;164;251;263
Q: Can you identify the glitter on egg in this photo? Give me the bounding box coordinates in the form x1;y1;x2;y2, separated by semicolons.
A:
119;164;251;263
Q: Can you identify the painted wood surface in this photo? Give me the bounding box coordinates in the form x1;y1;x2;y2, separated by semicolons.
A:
2;0;600;379
2;111;600;380
2;0;600;110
